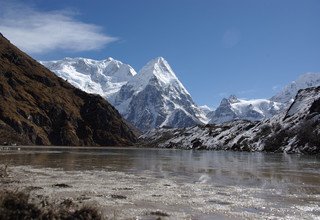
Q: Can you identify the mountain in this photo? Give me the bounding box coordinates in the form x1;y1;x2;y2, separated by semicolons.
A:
112;57;207;131
208;95;283;124
0;33;137;146
208;73;320;124
42;56;207;131
271;72;320;104
199;105;213;115
41;57;136;99
140;86;320;154
42;58;320;130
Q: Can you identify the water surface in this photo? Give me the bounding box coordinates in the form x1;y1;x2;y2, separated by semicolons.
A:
1;147;319;219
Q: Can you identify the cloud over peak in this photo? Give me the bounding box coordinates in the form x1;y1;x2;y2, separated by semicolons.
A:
0;2;116;54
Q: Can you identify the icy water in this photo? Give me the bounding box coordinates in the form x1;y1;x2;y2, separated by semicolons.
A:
1;147;320;219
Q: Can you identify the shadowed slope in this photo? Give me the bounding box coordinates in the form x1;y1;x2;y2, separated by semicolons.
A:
0;33;137;146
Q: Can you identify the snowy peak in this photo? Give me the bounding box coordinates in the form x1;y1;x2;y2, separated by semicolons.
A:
228;95;240;104
112;57;205;131
43;56;205;131
126;57;190;96
42;57;137;81
41;57;136;99
218;95;239;107
74;57;136;80
143;57;172;70
210;72;320;124
199;105;213;115
271;72;320;104
220;98;229;104
141;56;177;83
209;96;283;124
138;57;179;84
295;72;320;87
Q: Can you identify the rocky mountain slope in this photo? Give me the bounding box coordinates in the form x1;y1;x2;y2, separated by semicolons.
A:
140;86;320;154
0;33;137;146
208;95;284;124
112;57;207;131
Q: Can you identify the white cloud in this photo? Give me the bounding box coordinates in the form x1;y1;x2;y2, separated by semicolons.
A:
0;2;116;54
222;28;241;48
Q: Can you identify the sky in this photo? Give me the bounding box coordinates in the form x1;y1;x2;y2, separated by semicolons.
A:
1;0;320;108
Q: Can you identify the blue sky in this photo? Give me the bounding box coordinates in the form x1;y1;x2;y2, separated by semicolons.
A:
1;0;320;107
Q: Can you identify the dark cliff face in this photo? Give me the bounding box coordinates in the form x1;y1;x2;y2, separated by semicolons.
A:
0;34;137;146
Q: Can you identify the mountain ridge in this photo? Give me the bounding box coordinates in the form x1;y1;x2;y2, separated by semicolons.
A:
112;57;206;131
42;56;320;129
271;72;320;104
43;56;207;131
208;95;284;124
0;34;137;146
40;57;137;99
140;85;320;154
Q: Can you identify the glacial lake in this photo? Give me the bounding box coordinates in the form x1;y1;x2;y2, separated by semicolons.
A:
1;147;320;219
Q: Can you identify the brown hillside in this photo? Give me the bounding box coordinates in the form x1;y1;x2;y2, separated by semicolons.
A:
0;33;137;146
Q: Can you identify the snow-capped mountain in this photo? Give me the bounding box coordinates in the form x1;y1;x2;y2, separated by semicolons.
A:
42;56;320;130
270;72;320;104
141;86;320;154
42;56;207;131
199;105;213;115
41;57;136;99
112;57;207;131
209;95;283;124
208;73;320;124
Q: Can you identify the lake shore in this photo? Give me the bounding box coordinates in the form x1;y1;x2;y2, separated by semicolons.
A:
1;164;234;220
1;148;319;219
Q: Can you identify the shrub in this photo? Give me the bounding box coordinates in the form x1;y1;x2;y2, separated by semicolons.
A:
0;191;41;220
0;190;102;220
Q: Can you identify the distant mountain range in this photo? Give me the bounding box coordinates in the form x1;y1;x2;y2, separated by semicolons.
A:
140;86;320;154
1;32;319;152
42;57;207;131
41;57;136;99
42;57;320;131
207;95;284;124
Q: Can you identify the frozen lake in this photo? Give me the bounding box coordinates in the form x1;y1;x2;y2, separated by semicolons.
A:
1;147;320;219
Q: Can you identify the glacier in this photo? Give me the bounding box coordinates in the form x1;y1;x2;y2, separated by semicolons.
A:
40;57;136;99
208;95;284;124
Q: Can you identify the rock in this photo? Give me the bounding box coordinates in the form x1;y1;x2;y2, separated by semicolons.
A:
111;194;127;199
140;87;320;154
52;183;72;188
0;34;137;146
